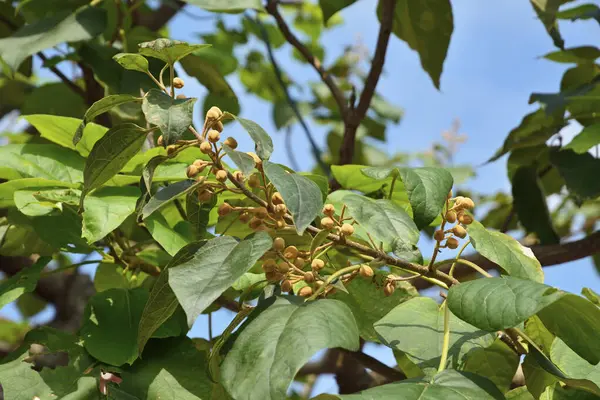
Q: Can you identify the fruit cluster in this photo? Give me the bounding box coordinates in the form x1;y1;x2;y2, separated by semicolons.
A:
434;193;475;249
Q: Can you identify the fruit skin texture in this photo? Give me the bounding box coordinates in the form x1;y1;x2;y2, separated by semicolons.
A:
173;77;184;88
215;170;228;182
452;225;467;239
224;137;238;149
459;214;474;225
311;259;325;271
445;210;457;223
208;129;221;143
321;217;335;230
206;106;223;120
433;230;445;242
200;141;212;154
273;237;285;251
341;223;354;236
359;265;374;278
322;204;335;216
298;286;313;297
446;237;459;249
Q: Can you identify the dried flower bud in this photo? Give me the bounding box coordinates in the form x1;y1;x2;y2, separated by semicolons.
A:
262;259;277;272
283;245;298;260
359;265;374;278
298;286;313;297
214;121;224;133
433;229;445;242
233;170;244;181
304;271;315;283
218;203;233;217
459;197;475;210
341;223;354;236
176;94;186;99
322;203;335;217
446;237;459;249
249;217;263;230
383;282;395;296
208;129;221;143
281;279;292;292
254;207;268;219
157;135;164;147
247;152;262;167
215;169;228;182
445;210;457;223
248;174;261;188
173;77;184;88
224;137;238;149
272;192;284;205
294;257;306;268
239;212;250;223
311;259;325;271
197;189;213;202
277;261;290;273
459;214;474;225
206;106;223;120
452;225;467;239
186;165;199;178
265;270;282;282
193;159;207;168
453;196;465;207
200;141;213;154
321;217;335;230
274;203;287;216
273;237;285;251
167;145;177;155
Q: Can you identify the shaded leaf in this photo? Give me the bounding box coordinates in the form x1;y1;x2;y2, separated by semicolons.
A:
141;180;197;219
142;89;196;145
0;256;50;310
82;186;139;243
550;149;600;200
462;339;520;393
399;167;453;228
551;338;600;390
564;123;600;154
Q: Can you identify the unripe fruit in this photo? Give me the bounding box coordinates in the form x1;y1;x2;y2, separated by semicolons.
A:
272;192;284;205
197;189;213;202
254;207;268;219
224;137;238;149
452;225;467;239
298;286;313;297
456;197;475;210
186;165;199;178
453;196;465;207
176;94;186;99
265;270;282;282
383;282;395;296
459;214;474;225
173;77;184;88
433;229;445;242
359;265;374;278
273;237;285;251
281;279;292;293
249;217;263;230
322;203;335;217
167;145;177;155
248;174;260;188
304;271;315;283
445;210;457;223
218;203;233;217
274;203;287;216
311;259;325;271
208;129;221;143
283;246;298;260
262;259;277;272
214;121;224;133
321;217;335;230
200;141;213;154
446;237;459;249
157;135;164;147
233;171;244;181
277;261;289;273
239;212;250;223
341;223;354;236
294;257;306;268
215;169;228;182
206;106;223;120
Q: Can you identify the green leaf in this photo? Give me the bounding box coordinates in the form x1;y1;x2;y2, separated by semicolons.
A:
319;370;504;399
541;384;600;400
530;0;566;49
23;114;107;157
0;178;75;208
119;337;215;399
223;144;256;176
0;256;50;310
582;287;600;305
380;0;453;89
551;338;600;390
447;276;564;331
374;297;494;372
462;339;520;393
113;52;150;73
511;166;559;245
82;186;140;243
0;6;106;72
141;180;197;219
467;220;544;282
343;193;420;260
81;123;147;206
169;232;272;326
145;206;195;256
141;89;196;145
550;149;600;200
16;292;46;318
230;115;274;161
138;38;210;64
505;387;535;400
319;0;358;24
180;0;263;12
564;123;600;154
557;3;600;21
221;296;359;400
94;262;129;292
22;82;86;118
186;190;216;239
399;167;453;228
74;94;140;145
142;155;168;194
371;94;404;123
543;46;600;64
264;161;323;234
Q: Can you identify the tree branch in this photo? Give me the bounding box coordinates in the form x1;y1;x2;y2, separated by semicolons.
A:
265;0;348;119
137;0;186;31
339;0;396;165
413;231;600;290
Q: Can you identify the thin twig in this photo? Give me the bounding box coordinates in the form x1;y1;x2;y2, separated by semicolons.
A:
37;53;87;99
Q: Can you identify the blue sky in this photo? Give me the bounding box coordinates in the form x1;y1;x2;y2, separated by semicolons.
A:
1;0;599;396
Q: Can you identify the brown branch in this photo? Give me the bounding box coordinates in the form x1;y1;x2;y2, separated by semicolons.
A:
339;0;396;165
265;0;348;119
36;53;86;99
413;231;600;290
137;0;186;31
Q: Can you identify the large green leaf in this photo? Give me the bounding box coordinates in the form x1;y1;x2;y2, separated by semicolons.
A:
318;370;504;399
549;149;600;200
82;186;139;243
380;0;453;89
0;256;50;310
564;123;600;154
21;82;86;118
181;0;263;11
221;296;359;400
223;144;256;176
462;339;520;393
264;161;323;234
119;337;215;399
0;178;75;208
467;220;544;282
398;167;453;228
23;114;106;157
145;205;195;256
343;193;420;260
138;38;210;64
330;271;418;342
186;190;216;239
141;89;196;145
169;232;272;326
81;123;147;206
0;6;106;72
374;297;494;372
511;166;559;245
231;115;274;161
551;338;600;389
141;179;197;219
541;384;600;400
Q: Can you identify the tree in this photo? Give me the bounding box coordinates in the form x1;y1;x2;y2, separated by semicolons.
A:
0;0;599;399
